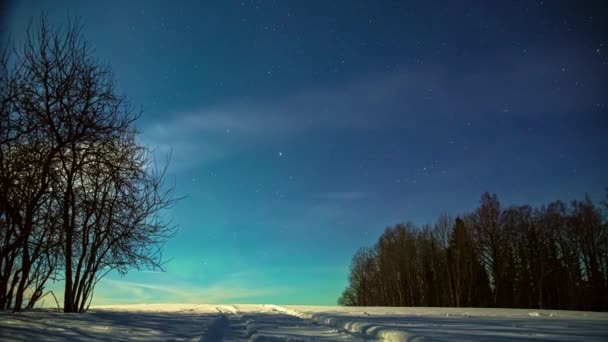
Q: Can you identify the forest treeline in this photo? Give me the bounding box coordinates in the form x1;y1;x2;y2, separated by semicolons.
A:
339;192;608;311
0;17;176;312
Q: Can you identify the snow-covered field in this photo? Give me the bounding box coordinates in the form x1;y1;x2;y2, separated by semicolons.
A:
1;304;608;341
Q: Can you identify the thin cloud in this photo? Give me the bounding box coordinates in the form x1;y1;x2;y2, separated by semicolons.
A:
143;48;604;172
96;278;289;304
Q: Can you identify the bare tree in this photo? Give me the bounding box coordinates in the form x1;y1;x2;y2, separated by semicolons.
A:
471;192;506;306
339;192;607;310
0;15;177;312
60;136;176;312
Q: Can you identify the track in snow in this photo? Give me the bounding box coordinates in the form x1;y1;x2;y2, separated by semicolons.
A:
218;305;362;342
2;304;608;341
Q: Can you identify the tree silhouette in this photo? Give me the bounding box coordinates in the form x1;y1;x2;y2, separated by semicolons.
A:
0;15;177;312
339;192;608;311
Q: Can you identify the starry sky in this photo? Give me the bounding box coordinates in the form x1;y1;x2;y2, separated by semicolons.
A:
3;1;608;305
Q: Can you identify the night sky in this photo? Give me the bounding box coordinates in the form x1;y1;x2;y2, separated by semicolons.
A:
3;1;607;305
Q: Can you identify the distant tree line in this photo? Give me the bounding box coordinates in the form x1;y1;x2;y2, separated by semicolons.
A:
339;192;608;311
0;16;177;312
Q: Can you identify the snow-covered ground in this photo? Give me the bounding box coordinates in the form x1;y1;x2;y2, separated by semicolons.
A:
1;304;608;341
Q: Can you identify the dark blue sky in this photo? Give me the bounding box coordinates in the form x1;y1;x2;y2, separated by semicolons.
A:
4;0;608;304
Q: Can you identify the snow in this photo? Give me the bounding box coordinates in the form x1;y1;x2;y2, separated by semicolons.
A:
277;305;608;341
1;304;608;341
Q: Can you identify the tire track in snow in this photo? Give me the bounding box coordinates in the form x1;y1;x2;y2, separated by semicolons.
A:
199;305;248;342
217;305;363;342
264;305;425;342
216;305;250;342
217;305;239;315
205;305;369;342
216;305;270;341
253;305;363;342
198;314;229;342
